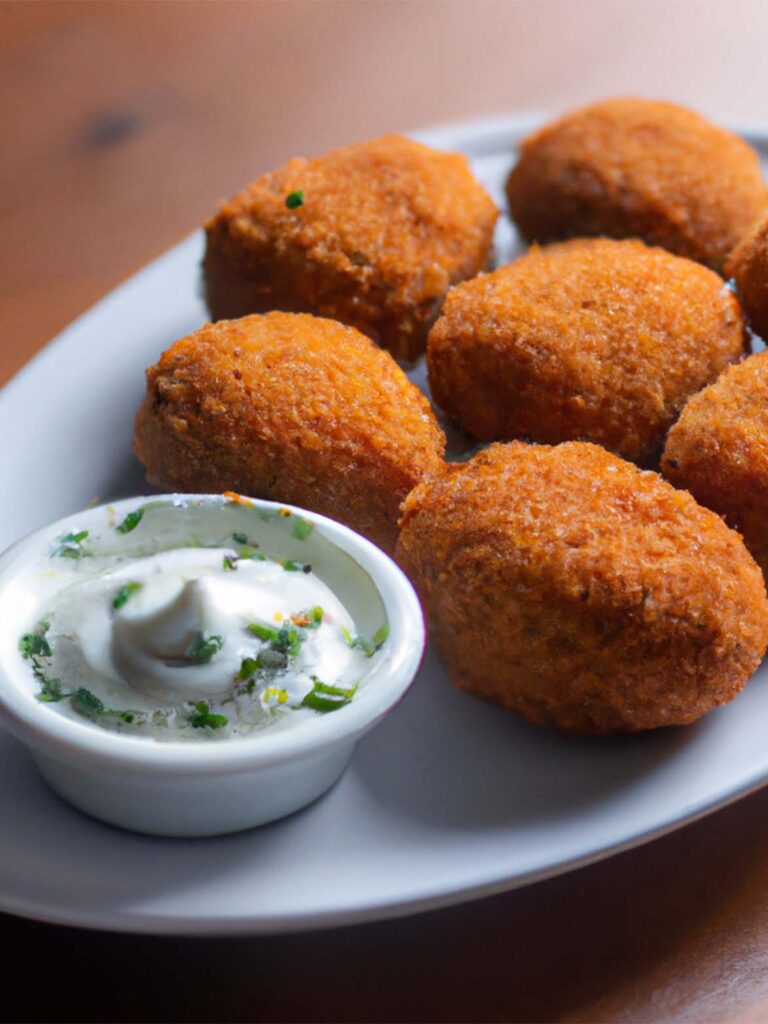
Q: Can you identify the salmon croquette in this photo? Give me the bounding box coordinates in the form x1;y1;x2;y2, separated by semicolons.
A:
725;212;768;341
506;98;767;271
427;238;745;464
134;312;446;552
662;350;768;578
396;442;768;735
203;134;499;362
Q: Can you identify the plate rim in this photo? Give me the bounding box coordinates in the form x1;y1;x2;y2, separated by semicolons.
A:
2;764;768;937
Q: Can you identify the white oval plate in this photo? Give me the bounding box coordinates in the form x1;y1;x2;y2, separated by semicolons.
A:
2;115;768;936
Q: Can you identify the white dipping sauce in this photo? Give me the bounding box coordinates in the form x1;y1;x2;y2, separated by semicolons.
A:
60;548;358;701
18;502;387;741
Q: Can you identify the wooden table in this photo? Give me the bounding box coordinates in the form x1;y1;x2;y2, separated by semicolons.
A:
5;2;768;1020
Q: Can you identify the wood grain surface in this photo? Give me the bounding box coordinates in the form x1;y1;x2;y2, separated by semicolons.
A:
5;2;768;1021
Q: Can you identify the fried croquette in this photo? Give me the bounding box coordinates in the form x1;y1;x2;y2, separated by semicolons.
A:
396;442;768;734
427;238;745;464
725;212;768;341
662;350;768;577
203;134;499;362
506;98;767;270
134;312;446;552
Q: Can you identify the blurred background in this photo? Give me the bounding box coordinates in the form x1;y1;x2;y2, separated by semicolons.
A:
3;0;768;385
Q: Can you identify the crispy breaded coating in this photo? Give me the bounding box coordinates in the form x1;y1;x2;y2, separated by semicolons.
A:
396;442;768;734
427;238;745;464
134;312;446;552
725;212;768;341
203;134;498;362
506;98;767;270
662;350;768;577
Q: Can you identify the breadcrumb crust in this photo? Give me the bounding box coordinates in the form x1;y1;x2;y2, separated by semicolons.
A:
663;349;768;577
134;312;446;552
428;238;745;463
204;134;499;361
506;98;767;270
396;442;768;734
725;212;768;342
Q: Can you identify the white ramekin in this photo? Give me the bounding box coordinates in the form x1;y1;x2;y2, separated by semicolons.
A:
0;495;425;836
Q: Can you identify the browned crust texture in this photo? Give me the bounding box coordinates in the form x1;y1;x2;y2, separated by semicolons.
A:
427;238;745;464
134;312;446;552
396;441;768;734
203;134;499;362
725;211;768;342
506;98;767;270
662;349;768;578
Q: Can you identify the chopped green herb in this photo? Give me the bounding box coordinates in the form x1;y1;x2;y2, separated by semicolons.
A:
19;621;69;702
283;560;311;573
185;633;224;663
232;532;249;545
248;622;280;644
188;701;228;730
291;517;314;541
248;622;303;659
69;687;138;724
341;622;389;657
300;676;357;714
62;530;88;544
276;625;302;658
70;687;105;719
237;656;261;681
36;675;67;703
19;632;52;660
285;190;304;209
52;530;89;559
223;554;238;571
116;508;144;534
112;581;143;610
371;623;390;648
240;546;266;562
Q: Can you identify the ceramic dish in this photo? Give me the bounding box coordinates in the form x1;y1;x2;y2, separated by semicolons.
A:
0;495;424;836
1;114;768;934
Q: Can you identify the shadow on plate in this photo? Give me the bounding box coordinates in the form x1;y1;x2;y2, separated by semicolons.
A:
351;647;704;831
0;725;356;918
100;449;155;503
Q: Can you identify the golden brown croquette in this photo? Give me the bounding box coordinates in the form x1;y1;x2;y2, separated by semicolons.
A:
506;98;767;270
203;134;499;362
725;212;768;341
134;312;446;552
662;349;768;577
396;442;768;734
427;238;745;464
